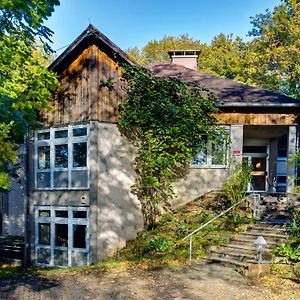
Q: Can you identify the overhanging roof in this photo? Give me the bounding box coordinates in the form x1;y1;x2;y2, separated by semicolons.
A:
148;62;300;108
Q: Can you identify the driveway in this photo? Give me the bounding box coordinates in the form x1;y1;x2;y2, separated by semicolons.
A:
0;262;299;299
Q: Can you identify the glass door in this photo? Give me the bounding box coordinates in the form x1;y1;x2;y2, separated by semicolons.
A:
243;145;268;192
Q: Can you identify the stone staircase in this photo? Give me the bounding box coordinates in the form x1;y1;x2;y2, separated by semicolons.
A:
204;193;297;271
205;221;288;269
256;193;299;220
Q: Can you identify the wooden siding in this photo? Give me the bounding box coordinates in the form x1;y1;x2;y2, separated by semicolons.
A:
214;113;298;125
41;45;126;127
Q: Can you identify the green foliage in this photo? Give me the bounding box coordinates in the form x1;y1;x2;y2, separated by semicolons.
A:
275;243;300;263
0;1;60;188
288;208;300;238
275;208;300;263
198;34;246;81
126;1;300;99
222;160;252;207
0;0;60;48
246;0;300;98
116;204;254;262
126;34;203;66
287;151;300;195
145;237;174;253
119;65;218;228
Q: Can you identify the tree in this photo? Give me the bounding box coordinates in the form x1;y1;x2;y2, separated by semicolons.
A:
119;65;219;229
0;0;60;189
126;34;203;66
246;0;300;98
198;34;246;81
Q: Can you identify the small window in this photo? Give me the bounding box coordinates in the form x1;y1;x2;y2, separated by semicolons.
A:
55;224;68;247
53;171;68;188
73;127;87;137
55;144;68;168
55;210;68;218
73;142;87;167
38;146;50;169
73;210;87;218
39;210;50;217
38;223;50;245
73;225;86;249
55;130;68;139
36;172;51;188
192;136;208;165
38;132;50;140
211;136;226;165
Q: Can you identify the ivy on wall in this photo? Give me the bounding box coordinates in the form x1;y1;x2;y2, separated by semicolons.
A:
119;65;219;229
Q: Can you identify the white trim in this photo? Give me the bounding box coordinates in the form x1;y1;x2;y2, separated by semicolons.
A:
191;128;230;169
35;124;90;190
35;205;90;267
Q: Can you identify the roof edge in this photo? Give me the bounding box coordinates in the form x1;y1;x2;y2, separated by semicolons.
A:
217;102;300;107
49;24;135;73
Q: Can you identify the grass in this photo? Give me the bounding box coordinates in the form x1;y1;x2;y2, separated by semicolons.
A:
0;200;255;278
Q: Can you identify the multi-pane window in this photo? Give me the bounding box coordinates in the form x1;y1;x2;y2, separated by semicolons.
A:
192;133;228;167
35;125;89;189
35;206;89;267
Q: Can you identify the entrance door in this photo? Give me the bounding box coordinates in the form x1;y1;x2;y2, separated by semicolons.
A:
243;145;268;192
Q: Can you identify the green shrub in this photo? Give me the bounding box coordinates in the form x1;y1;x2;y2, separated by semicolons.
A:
145;237;174;253
222;160;252;207
275;242;300;263
288;209;300;239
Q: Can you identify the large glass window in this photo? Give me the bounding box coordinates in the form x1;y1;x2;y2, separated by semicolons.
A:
35;125;89;189
192;131;229;168
35;206;89;267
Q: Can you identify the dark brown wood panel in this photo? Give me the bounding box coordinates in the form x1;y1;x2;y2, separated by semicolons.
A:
214;113;298;125
41;44;126;127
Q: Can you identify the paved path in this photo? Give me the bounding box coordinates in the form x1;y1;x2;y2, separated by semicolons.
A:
0;263;299;299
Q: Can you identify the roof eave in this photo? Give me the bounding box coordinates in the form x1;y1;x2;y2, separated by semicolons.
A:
216;102;300;108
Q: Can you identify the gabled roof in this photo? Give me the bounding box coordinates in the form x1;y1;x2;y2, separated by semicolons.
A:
149;62;300;108
49;24;135;74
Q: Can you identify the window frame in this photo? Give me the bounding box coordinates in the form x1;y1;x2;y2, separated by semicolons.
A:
35;205;90;267
191;128;230;169
35;124;90;190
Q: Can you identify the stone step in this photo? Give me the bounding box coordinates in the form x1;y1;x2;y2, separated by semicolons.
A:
204;255;248;268
217;243;273;253
210;249;256;261
230;237;279;246
248;226;287;232
240;231;288;240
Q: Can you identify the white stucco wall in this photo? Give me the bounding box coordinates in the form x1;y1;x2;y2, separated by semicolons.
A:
173;168;228;208
95;122;144;259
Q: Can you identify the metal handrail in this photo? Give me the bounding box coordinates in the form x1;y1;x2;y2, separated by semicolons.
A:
182;193;259;263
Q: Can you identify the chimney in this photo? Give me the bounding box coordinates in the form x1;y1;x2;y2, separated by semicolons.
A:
168;50;200;70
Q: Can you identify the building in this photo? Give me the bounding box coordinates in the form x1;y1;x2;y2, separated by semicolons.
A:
1;25;299;267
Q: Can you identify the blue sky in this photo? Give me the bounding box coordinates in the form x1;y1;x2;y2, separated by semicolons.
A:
45;0;281;53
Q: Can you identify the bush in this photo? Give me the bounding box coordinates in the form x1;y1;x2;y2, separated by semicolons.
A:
274;242;300;263
288;209;300;239
222;160;252;207
274;209;300;263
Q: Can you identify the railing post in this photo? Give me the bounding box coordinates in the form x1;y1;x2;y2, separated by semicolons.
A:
189;235;192;264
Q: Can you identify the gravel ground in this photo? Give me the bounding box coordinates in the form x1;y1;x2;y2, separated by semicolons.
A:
0;262;299;300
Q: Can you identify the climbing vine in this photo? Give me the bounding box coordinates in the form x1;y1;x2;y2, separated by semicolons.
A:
119;65;219;229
